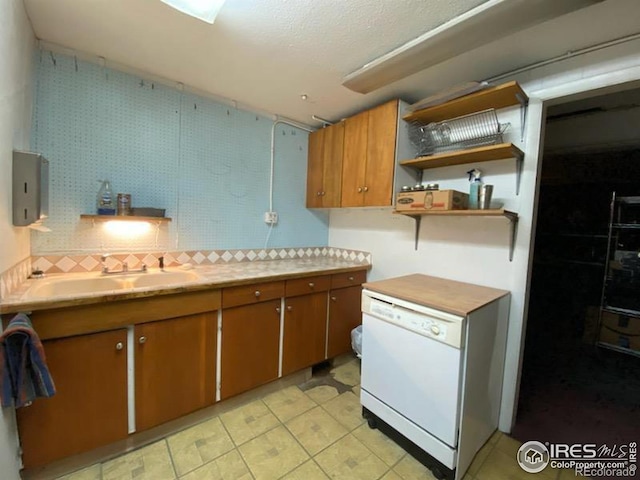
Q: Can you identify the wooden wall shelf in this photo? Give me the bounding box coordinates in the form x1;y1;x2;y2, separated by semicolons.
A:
394;209;519;261
80;215;172;223
403;81;528;124
401;143;525;195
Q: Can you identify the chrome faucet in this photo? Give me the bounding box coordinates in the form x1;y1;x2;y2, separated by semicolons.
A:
100;254;147;275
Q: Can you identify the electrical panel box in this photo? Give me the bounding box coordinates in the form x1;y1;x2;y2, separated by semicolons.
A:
13;150;49;226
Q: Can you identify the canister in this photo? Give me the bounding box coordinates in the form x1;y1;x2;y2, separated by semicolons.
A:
117;193;132;215
479;185;493;210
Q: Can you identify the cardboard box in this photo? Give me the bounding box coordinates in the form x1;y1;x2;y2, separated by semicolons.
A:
598;311;640;352
396;190;469;211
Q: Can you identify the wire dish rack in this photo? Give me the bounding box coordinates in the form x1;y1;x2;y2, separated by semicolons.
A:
408;108;510;157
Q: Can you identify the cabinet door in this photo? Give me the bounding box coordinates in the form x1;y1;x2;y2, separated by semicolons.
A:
135;312;216;432
17;329;128;468
220;300;281;399
341;110;369;207
306;128;325;208
328;285;363;358
322;122;345;207
282;292;328;375
364;100;398;206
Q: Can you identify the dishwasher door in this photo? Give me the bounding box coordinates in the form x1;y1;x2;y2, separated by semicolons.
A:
361;305;464;448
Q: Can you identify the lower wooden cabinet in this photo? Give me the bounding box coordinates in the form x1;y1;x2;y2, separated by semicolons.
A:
17;329;129;469
282;292;328;375
220;300;281;399
328;285;364;358
135;312;216;432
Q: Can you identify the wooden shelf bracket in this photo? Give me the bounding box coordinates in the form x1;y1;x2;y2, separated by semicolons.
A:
516;92;529;142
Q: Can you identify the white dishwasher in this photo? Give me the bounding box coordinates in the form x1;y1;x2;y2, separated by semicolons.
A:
360;275;510;480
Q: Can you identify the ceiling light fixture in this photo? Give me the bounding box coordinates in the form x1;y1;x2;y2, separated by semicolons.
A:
160;0;226;24
342;0;604;94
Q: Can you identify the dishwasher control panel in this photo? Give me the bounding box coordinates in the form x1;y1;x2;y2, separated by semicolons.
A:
363;290;464;348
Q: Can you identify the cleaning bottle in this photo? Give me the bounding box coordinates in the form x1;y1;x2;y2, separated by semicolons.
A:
467;169;483;210
97;180;116;215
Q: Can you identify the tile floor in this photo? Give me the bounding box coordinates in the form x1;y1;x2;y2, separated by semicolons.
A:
53;358;579;480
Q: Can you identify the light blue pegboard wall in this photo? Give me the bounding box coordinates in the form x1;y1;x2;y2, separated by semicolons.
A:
31;50;328;253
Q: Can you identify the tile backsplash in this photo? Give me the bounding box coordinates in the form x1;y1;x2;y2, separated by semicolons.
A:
0;247;371;299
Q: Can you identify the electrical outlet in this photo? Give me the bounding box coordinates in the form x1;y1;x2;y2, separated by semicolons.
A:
264;211;278;224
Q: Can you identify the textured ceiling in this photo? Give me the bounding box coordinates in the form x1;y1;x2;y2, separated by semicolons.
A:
22;0;640;126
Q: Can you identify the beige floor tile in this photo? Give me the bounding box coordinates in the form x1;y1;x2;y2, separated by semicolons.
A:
314;434;389;480
238;425;309;480
494;434;522;459
352;424;406;467
475;448;556;480
281;459;329;479
167;416;235;476
488;429;502;445
352;384;361;397
331;359;361;386
285;406;348;455
102;441;175;480
179;450;252;480
393;455;438;480
381;470;403;480
220;399;280;446
57;464;101;480
322;391;365;431
466;440;494;476
262;385;317;423
305;385;339;404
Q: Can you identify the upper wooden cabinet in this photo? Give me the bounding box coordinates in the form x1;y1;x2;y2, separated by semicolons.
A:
343;99;400;207
306;122;345;208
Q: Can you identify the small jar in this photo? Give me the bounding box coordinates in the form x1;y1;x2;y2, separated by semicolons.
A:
117;193;132;216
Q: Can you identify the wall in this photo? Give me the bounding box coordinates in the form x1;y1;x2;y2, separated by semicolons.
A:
0;0;36;476
329;36;640;432
31;51;328;255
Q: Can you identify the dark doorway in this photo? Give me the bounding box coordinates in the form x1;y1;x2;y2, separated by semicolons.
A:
512;90;640;455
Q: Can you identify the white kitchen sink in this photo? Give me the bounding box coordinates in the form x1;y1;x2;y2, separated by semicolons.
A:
22;269;203;300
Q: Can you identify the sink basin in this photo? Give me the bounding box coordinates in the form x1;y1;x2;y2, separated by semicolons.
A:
126;270;201;288
25;276;126;299
21;269;203;300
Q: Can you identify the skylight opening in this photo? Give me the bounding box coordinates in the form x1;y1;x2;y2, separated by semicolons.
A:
161;0;226;24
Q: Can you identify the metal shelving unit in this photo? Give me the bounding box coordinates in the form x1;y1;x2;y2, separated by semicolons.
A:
596;192;640;357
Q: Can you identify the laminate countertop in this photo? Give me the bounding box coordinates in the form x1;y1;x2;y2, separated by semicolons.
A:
363;274;509;317
1;258;370;315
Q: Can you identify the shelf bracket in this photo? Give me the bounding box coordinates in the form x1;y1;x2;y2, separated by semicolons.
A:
516;93;528;143
506;213;519;262
412;216;422;251
514;149;524;196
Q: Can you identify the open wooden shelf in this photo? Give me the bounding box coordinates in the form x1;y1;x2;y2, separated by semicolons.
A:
80;215;172;223
401;143;524;170
403;81;528;124
394;209;519;261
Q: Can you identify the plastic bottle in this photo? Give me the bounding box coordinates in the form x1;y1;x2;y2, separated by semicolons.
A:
467;169;483;210
97;180;116;215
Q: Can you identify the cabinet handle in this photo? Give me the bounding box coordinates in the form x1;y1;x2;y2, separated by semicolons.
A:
331;296;337;302
357;187;363;193
138;336;147;344
287;305;293;312
115;342;124;351
254;290;261;298
308;282;315;288
321;191;326;196
363;186;369;192
317;191;322;196
348;276;354;282
276;307;281;313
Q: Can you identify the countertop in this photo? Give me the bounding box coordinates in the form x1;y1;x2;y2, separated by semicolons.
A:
363;274;509;317
1;258;370;314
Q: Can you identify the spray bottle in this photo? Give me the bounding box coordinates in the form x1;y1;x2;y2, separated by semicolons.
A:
97;180;116;215
466;169;483;210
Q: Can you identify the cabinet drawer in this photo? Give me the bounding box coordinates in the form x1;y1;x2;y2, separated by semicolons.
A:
286;275;330;297
222;281;285;308
331;270;367;289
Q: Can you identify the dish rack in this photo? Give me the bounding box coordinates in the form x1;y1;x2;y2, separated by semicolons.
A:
408;108;510;157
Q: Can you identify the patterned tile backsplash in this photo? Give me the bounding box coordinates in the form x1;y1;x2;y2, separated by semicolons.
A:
0;247;371;299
